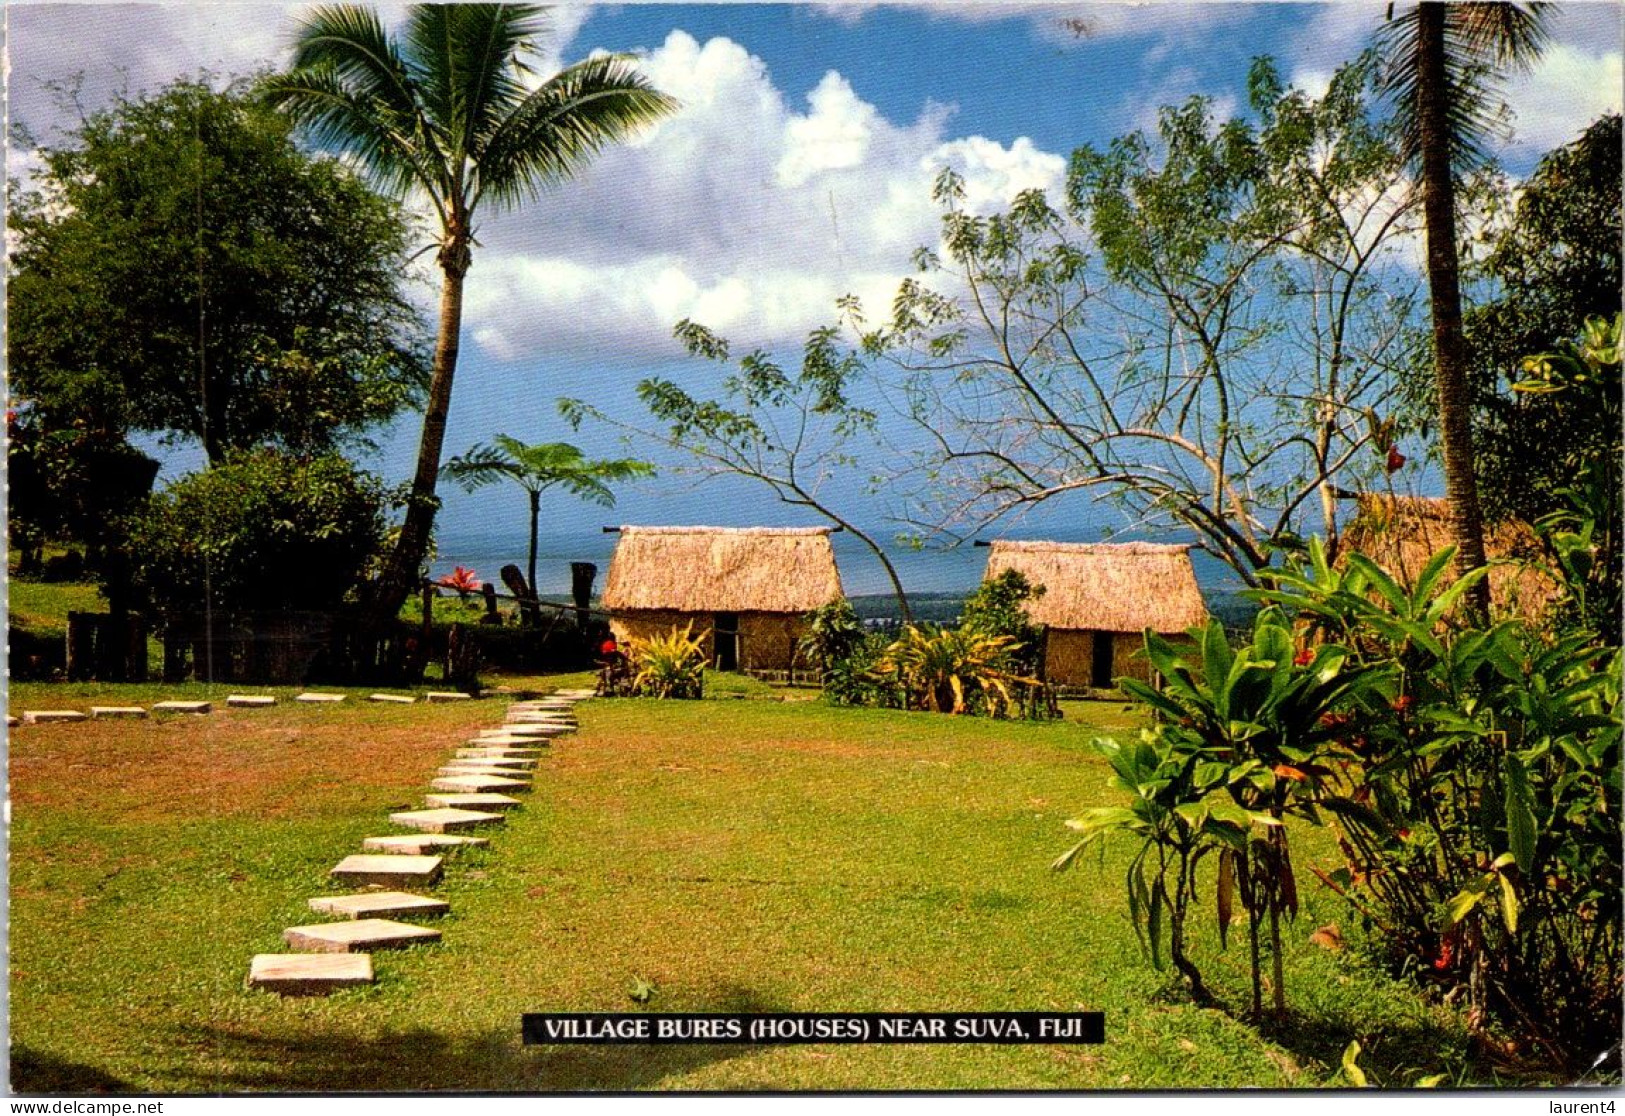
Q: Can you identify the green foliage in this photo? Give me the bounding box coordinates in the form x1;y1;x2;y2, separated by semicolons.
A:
123;450;390;615
1256;539;1622;1072
961;569;1057;719
627;624;706;700
8;77;429;465
871;624;1041;718
798;599;867;677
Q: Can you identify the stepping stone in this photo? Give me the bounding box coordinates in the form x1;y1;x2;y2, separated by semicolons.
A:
249;953;373;996
90;706;147;720
227;695;276;708
553;690;595;698
363;834;489;855
6;716;16;728
430;774;530;794
438;766;533;784
468;737;553;750
369;693;416;704
423;792;522;811
457;747;545;760
442;755;535;769
508;710;575;720
309;891;450;919
425;691;473;703
22;710;88;724
495;724;573;737
283;917;441;953
389;807;506;833
296;692;346;703
152;701;211;714
330;854;443;888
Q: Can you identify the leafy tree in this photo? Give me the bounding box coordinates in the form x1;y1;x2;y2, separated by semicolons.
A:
442;435;653;594
265;4;677;628
865;56;1419;583
1375;1;1555;621
562;319;915;623
1464;114;1622;528
124;449;391;615
7;77;429;464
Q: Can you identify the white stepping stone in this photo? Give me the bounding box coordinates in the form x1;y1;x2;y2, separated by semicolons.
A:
369;693;416;704
296;692;346;703
90;706;147;719
438;767;533;784
425;691;473;703
152;701;211;714
227;695;276;708
330;854;443;888
23;710;88;724
508;711;575;721
363;834;488;855
389;807;506;833
553;690;595;698
423;792;522;811
308;891;450;919
441;755;534;770
283;917;441;952
6;715;17;728
430;774;530;793
457;747;544;759
495;724;572;738
249;953;373;995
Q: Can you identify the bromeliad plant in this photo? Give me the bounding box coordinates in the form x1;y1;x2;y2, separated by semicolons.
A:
625;623;706;700
871;624;1042;717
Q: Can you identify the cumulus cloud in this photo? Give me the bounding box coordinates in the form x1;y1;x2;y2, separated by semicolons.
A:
463;29;1066;365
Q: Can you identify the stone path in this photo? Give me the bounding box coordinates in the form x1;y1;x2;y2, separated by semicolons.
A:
14;687;490;725
249;685;594;994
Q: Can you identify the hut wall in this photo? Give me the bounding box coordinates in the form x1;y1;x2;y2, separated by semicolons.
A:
1043;628;1184;690
610;610;807;672
738;612;808;673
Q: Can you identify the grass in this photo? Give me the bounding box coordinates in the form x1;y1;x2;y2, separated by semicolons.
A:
6;679;1497;1093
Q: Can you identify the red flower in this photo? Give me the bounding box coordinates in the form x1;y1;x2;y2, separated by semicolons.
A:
1386;445;1406;473
1391;694;1414;714
436;566;482;593
1294;648;1314;667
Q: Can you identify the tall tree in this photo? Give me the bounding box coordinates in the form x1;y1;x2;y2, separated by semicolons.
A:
1376;1;1554;620
264;4;677;626
442;436;653;594
8;78;428;465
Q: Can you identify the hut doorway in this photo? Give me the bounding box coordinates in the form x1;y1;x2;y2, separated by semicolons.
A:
1090;631;1114;689
713;613;740;672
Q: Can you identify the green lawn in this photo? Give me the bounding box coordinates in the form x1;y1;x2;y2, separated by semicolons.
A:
8;683;1493;1092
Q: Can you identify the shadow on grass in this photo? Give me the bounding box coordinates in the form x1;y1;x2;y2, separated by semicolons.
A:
162;985;789;1093
11;1045;136;1094
1254;1008;1484;1088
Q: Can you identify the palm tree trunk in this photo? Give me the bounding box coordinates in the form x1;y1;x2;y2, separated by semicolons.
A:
366;244;468;628
527;489;541;599
1417;2;1493;623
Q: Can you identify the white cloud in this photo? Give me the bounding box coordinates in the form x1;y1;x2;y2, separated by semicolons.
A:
463;30;1067;364
1503;40;1623;156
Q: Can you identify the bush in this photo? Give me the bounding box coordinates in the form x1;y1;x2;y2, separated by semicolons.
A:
799;599;868;679
821;631;901;708
626;623;706;699
123;449;390;616
871;624;1042;717
960;570;1058;719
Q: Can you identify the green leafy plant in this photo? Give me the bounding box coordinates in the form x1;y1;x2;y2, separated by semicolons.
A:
1256;539;1622;1071
961;570;1058;719
798;599;868;680
872;624;1041;717
626;624;706;700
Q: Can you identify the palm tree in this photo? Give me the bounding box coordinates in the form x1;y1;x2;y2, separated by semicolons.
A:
264;5;676;628
1376;1;1553;621
442;435;653;594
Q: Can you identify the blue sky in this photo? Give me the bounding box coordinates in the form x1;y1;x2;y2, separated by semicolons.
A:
8;2;1622;572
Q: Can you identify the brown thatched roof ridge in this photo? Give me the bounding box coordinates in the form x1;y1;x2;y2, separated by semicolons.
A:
603;526;844;613
1340;494;1558;618
984;540;1209;633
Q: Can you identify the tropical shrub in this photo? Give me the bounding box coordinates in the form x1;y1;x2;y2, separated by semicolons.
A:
871;624;1041;717
961;570;1058;719
122;449;390;615
799;599;868;680
1063;607;1380;1015
1256;540;1622;1070
820;631;902;708
626;623;706;699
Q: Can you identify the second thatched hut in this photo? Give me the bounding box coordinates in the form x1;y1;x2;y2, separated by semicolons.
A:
982;540;1209;690
602;526;844;675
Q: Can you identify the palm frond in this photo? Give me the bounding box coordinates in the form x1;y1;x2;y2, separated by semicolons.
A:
474;53;678;211
404;4;546;167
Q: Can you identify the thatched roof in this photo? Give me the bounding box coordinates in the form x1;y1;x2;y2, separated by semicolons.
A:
1339;494;1558;618
603;526;844;613
983;541;1209;633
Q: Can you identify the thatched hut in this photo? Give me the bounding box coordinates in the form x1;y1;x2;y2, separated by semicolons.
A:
1339;494;1558;619
602;526;844;674
982;541;1209;690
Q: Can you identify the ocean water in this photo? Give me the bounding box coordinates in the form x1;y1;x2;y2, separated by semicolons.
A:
431;525;1249;608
